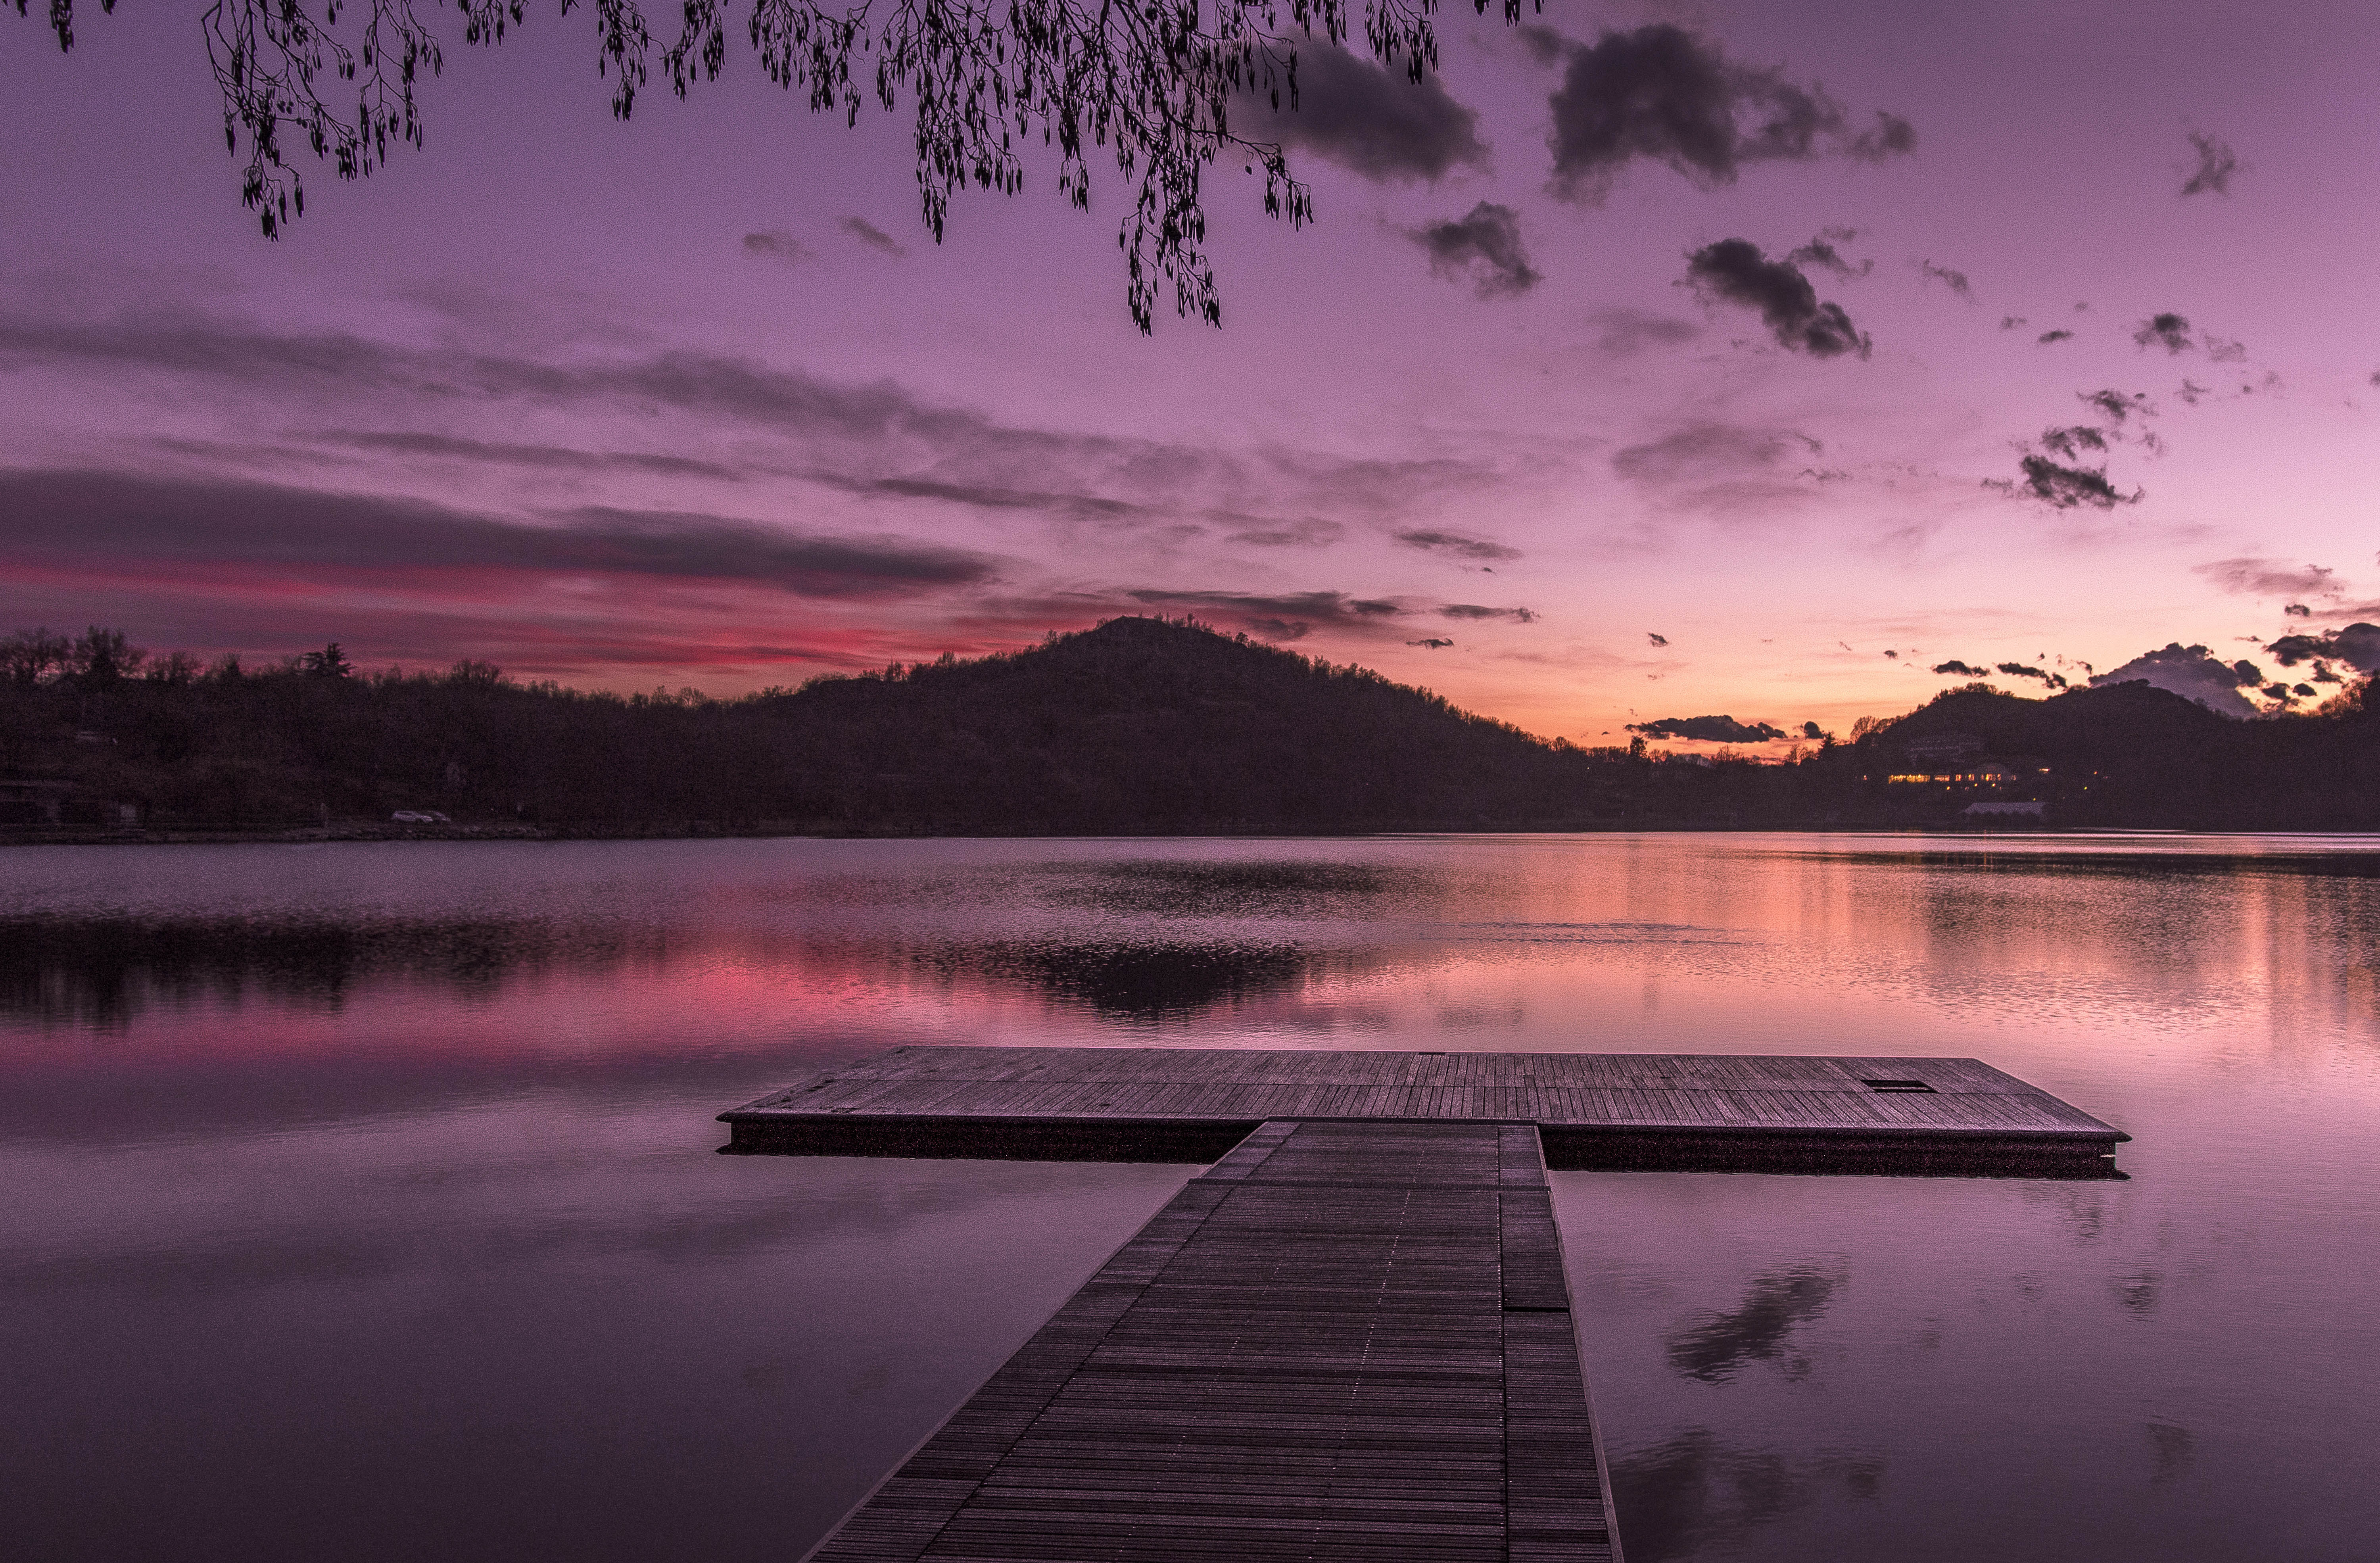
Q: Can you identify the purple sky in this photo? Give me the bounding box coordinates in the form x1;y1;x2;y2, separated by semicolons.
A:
4;0;2378;744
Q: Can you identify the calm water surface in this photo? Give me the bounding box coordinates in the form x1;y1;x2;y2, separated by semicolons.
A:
4;834;2377;1561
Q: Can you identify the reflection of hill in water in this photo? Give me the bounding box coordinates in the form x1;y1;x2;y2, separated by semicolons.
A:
0;913;1369;1031
1046;859;1432;918
0;916;658;1031
921;939;1353;1021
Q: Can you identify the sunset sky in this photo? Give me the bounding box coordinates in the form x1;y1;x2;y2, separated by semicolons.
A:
4;0;2377;746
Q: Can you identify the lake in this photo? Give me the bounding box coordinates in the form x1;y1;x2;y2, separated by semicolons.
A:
4;833;2378;1561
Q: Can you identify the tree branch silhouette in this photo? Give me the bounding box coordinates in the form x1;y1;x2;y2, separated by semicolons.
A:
21;0;1535;331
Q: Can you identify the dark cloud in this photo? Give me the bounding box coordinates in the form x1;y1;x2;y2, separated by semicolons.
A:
2196;557;2336;596
0;469;994;598
1684;240;1871;358
321;430;742;480
2081;388;2152;424
2089;643;2266;716
2285;603;2311;618
1122;589;1402;641
1996;661;2069;689
1587;307;1702;357
741;230;811;265
2267;623;2380;673
1395;528;1521;561
1407;203;1541;299
2040;425;2109;459
1405;637;1455;649
2038;329;2075;344
1439;604;1539;623
1647;632;1670;647
2134;313;2194;353
1918;259;1973;300
1237;46;1487;182
2180;132;2239;197
1786;228;1870;278
840;217;908;257
1799;721;1827;740
2003;454;2141;510
1628;714;1787;743
1541;25;1913;202
1933;660;1986;677
2000;316;2027;330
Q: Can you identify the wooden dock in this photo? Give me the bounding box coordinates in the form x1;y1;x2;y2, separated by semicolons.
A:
803;1119;1620;1563
722;1046;2129;1177
734;1048;2127;1560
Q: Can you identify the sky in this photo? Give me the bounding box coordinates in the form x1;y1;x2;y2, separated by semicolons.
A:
4;0;2378;747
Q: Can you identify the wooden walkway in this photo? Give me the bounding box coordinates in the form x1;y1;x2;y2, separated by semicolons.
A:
724;1047;2128;1177
805;1120;1620;1563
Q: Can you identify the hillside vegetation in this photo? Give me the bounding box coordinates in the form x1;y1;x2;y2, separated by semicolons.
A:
4;616;2377;834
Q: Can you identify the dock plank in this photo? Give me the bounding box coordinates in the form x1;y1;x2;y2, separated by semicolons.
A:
806;1121;1619;1563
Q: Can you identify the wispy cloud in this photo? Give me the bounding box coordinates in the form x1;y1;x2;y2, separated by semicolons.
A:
0;305;1499;541
1587;307;1701;357
1395;528;1521;561
2179;132;2240;197
1612;422;1824;515
2195;557;2336;596
840;217;908;257
1121;589;1403;641
741;230;812;265
0;469;996;598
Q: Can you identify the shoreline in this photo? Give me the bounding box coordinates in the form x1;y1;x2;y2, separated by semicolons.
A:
0;819;2295;847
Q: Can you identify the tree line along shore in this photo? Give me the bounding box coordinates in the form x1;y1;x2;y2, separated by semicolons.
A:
5;616;2378;838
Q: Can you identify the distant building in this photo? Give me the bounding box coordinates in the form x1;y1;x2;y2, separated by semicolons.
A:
1887;760;2023;786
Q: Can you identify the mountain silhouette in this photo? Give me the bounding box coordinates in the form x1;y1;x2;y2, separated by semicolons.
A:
5;617;2378;834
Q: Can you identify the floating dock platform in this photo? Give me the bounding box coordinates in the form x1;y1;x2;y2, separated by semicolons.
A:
722;1046;2129;1177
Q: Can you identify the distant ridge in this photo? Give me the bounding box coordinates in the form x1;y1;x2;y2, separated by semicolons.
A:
3;615;2378;835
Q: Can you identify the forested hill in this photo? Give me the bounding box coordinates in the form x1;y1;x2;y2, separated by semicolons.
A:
5;615;2379;835
0;618;1618;833
766;616;1593;829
